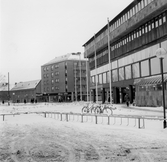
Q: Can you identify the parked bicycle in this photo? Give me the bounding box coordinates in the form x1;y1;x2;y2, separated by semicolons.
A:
82;103;96;114
94;104;116;115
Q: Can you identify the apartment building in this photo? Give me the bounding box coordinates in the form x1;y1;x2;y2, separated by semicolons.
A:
41;53;89;102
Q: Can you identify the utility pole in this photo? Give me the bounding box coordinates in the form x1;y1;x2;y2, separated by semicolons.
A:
8;72;10;106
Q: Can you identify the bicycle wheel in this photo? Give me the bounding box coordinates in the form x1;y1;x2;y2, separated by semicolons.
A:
82;106;87;113
103;108;113;116
91;107;96;114
94;106;101;114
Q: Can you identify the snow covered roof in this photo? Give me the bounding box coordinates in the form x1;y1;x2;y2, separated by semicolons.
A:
42;53;87;66
11;80;41;91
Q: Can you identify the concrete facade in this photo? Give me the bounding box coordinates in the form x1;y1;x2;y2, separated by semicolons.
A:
83;0;167;105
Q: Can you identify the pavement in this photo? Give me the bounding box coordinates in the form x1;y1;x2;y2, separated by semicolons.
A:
115;103;166;113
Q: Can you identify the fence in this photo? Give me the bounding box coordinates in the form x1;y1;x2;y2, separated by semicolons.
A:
0;112;165;129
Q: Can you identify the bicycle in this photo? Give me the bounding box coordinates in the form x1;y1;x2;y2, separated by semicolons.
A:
94;104;116;115
82;103;96;114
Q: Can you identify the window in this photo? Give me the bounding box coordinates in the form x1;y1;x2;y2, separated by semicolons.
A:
159;15;162;26
55;79;59;83
55;64;59;68
106;71;110;83
118;67;124;81
103;73;107;84
141;60;149;77
132;63;140;78
151;57;160;75
112;69;118;82
55;71;59;76
125;65;131;79
163;14;166;23
98;74;102;84
155;18;158;28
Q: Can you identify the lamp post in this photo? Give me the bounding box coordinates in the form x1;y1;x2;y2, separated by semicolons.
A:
8;72;10;106
13;93;15;105
79;53;82;101
74;63;77;101
156;47;167;129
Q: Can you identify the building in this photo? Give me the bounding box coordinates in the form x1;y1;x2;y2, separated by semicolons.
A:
41;53;89;102
10;80;41;103
0;83;10;103
83;0;167;106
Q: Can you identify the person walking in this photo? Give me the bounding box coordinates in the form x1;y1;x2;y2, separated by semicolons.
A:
124;94;130;107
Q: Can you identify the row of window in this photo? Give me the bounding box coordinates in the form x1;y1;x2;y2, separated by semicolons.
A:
91;56;167;84
86;0;155;49
43;72;59;78
89;11;167;70
43;79;59;85
43;64;59;72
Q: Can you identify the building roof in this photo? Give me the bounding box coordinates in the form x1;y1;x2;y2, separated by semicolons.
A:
134;75;167;86
11;80;41;91
42;53;87;66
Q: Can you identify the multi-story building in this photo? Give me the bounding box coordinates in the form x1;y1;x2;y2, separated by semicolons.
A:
41;53;89;102
10;80;41;103
83;0;167;106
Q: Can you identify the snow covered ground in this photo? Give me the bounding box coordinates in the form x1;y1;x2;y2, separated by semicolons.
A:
0;102;167;162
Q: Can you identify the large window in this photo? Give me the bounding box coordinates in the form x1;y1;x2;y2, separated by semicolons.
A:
118;67;124;81
151;57;160;75
141;60;149;77
132;63;140;78
98;74;102;84
103;73;107;84
125;65;131;79
112;69;118;82
106;71;110;83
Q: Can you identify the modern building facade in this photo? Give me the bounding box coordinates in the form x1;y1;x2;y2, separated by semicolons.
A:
83;0;167;105
10;80;41;103
41;53;89;102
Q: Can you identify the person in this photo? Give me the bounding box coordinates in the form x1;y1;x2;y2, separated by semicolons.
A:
108;97;110;103
124;94;130;107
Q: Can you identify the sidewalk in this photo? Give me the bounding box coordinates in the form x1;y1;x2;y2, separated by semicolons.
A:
115;103;165;113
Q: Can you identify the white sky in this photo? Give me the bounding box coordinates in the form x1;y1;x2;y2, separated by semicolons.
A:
0;0;133;85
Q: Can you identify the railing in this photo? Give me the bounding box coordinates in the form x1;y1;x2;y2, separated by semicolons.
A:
0;112;166;129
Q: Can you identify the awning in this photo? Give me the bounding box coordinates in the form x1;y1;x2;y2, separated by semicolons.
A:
134;75;167;86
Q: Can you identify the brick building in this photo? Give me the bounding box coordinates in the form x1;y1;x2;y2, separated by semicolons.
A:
10;80;41;103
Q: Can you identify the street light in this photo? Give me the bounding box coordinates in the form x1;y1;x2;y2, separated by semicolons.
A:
156;47;167;129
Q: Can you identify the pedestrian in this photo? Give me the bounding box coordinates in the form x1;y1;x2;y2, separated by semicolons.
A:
108;97;110;103
124;94;130;107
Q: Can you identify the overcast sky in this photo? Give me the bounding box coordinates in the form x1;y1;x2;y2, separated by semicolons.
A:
0;0;133;85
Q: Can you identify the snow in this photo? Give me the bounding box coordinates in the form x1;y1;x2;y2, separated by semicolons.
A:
0;102;167;161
